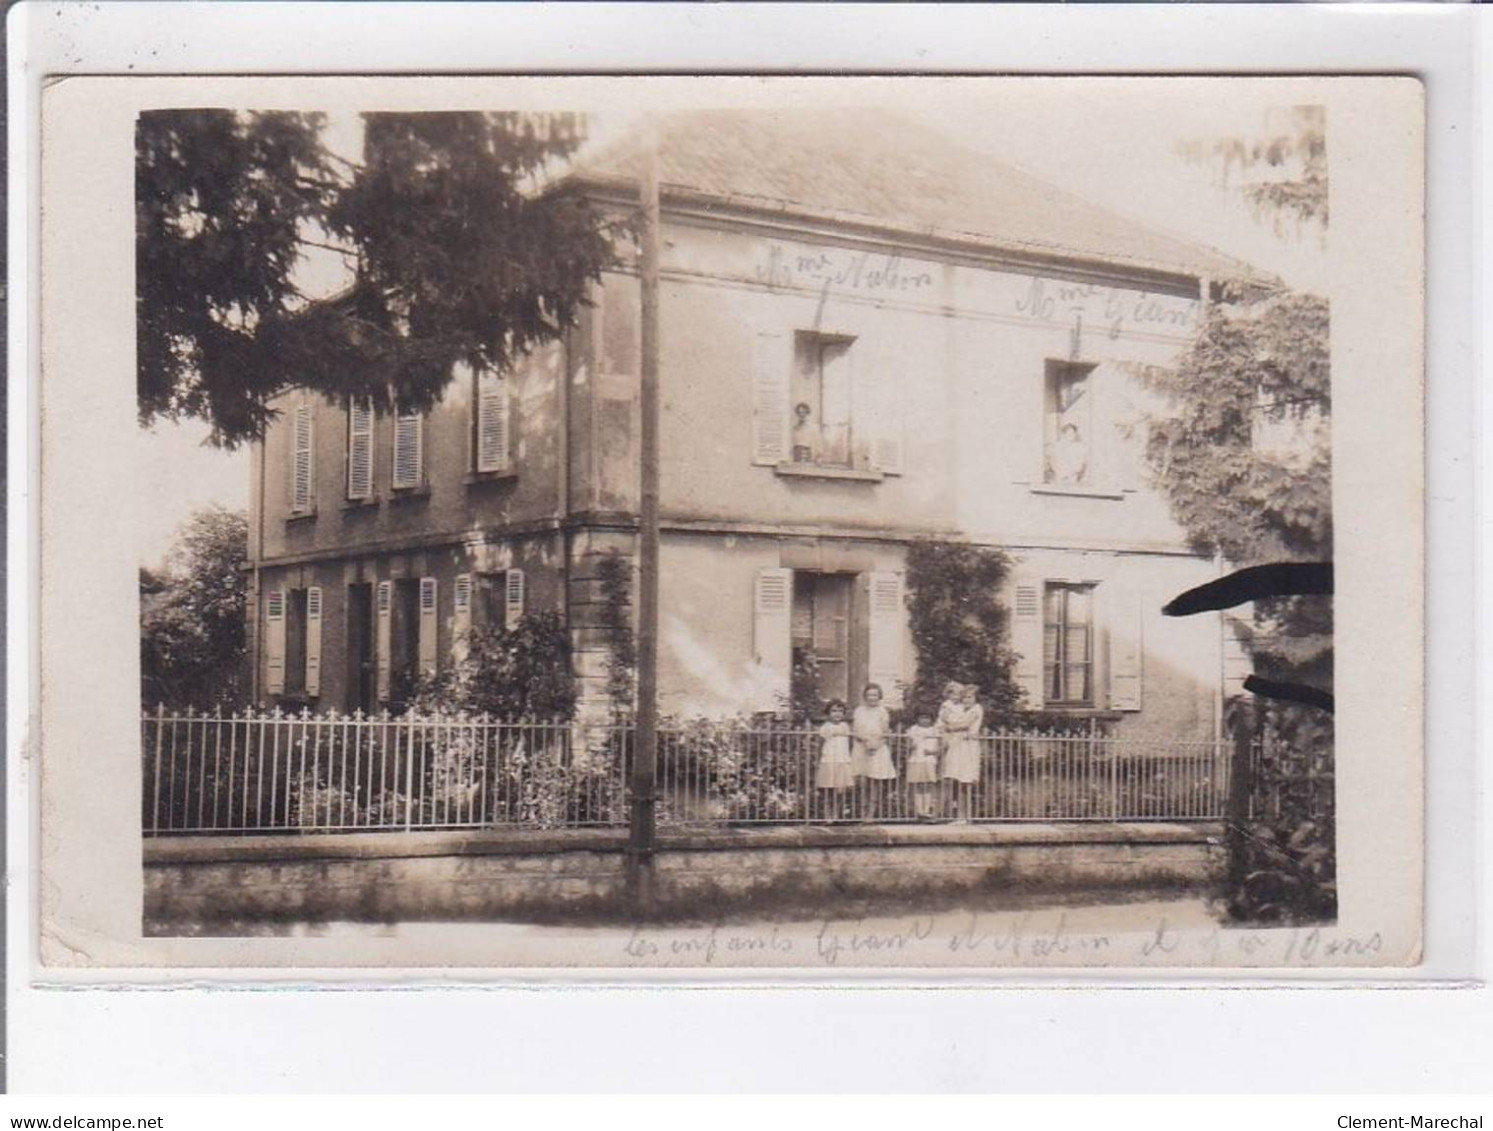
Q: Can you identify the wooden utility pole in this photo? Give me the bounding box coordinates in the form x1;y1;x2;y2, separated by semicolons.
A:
628;127;662;899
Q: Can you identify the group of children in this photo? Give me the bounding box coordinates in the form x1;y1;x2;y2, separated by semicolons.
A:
814;681;985;820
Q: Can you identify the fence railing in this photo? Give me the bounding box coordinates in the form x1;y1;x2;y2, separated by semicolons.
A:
142;707;1249;836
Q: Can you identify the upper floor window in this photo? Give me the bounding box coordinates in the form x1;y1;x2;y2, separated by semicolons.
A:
392;411;425;491
472;367;512;475
1044;361;1096;487
289;403;314;514
346;398;374;501
751;328;903;476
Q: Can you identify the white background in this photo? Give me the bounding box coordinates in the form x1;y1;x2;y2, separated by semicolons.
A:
7;1;1488;1093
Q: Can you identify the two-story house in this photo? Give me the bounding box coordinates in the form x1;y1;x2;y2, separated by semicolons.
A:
248;109;1259;739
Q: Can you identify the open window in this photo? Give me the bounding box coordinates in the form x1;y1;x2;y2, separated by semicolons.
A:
1044;361;1096;487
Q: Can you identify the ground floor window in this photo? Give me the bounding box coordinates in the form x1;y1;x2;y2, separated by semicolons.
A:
1043;582;1095;706
792;571;858;706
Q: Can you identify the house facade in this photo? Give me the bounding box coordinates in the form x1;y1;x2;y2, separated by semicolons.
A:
247;110;1256;739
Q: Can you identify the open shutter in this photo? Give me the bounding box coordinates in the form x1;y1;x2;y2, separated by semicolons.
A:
291;404;314;513
375;581;392;702
264;589;286;696
346;399;373;500
1107;587;1143;711
1011;577;1044;708
419;577;438;676
305;586;323;697
476;370;511;473
867;572;905;708
1223;612;1252;699
504;568;526;630
752;567;793;711
453;573;473;663
393;413;423;490
751;331;789;466
867;357;905;475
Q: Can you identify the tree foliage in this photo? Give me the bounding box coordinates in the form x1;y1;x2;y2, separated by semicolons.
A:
903;541;1022;724
137;110;616;446
1180;105;1327;235
141;506;249;708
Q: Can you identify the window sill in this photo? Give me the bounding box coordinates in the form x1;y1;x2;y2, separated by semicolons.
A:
774;462;884;483
342;497;379;512
1034;708;1124;721
465;469;519;486
388;486;432;504
285;509;318;524
1028;483;1130;501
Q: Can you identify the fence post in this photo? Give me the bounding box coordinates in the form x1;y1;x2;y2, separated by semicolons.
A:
403;713;417;832
1226;706;1255;893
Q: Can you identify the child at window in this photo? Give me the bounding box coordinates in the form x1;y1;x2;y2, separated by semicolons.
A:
903;707;941;819
814;700;854;820
851;683;897;818
791;402;817;464
940;682;983;821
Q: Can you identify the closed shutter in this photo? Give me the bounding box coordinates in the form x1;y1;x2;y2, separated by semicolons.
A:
1011;577;1044;708
504;568;526;630
476;370;511;473
305;586;323;697
375;581;392;702
419;577;438;676
291;404;313;513
1107;586;1143;711
453;573;473;663
867;571;905;708
265;589;286;695
346;399;373;500
752;568;793;711
393;413;423;490
751;331;789;465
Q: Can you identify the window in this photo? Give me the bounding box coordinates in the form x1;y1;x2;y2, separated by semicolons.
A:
792;333;855;469
479;569;526;631
792;572;854;704
751;330;903;475
346;399;374;500
290;403;314;513
284;589;309;696
1043;583;1094;706
472;368;512;474
1044;361;1096;486
392;412;424;490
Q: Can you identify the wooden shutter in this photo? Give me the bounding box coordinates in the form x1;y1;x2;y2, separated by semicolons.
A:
291;404;313;513
476;370;511;473
1011;577;1044;708
265;588;286;696
752;568;792;711
1223;612;1252;699
375;581;392;702
419;577;438;676
867;356;905;475
751;331;789;466
305;586;323;697
867;571;905;708
393;413;423;490
346;399;373;500
453;573;473;662
504;568;526;630
1107;586;1143;711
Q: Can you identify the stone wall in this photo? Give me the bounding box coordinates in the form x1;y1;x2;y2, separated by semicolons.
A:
144;823;1223;932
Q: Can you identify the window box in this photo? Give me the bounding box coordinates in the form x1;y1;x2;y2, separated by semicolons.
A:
774;462;884;483
342;497;380;513
465;469;519;487
387;485;432;504
285;508;318;524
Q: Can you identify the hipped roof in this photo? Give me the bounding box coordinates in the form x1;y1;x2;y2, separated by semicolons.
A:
567;108;1261;286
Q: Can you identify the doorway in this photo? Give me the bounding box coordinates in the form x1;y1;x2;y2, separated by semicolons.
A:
791;572;860;706
346;583;374;714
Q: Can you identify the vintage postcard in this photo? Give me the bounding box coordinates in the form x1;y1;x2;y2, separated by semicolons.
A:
34;74;1423;972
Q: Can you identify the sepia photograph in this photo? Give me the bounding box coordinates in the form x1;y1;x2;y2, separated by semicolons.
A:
36;75;1423;969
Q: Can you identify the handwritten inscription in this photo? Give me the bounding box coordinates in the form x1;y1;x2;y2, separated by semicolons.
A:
755;246;934;293
1015;275;1199;340
620;915;1386;967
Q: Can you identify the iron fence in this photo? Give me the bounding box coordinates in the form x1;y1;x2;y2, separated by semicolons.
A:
142;706;1249;836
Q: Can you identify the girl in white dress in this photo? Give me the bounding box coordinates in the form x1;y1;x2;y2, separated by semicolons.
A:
940;682;984;821
851;683;897;817
903;708;941;819
814;700;854;820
